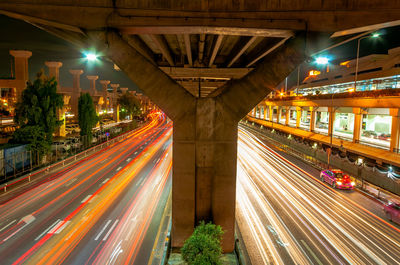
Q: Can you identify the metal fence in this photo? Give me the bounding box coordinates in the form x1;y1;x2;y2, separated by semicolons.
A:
0;122;144;193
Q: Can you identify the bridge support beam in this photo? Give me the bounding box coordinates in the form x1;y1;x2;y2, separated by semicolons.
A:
91;30;305;252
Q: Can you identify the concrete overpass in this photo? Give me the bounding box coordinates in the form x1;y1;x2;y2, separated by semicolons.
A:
1;0;399;252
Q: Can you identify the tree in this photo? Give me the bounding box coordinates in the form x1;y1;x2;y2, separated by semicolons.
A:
117;92;142;119
78;93;98;146
11;125;49;163
181;221;224;265
12;71;63;158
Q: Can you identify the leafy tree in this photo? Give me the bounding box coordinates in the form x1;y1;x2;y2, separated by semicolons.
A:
78;93;98;146
12;71;63;158
181;221;224;265
10;125;49;162
117;92;142;119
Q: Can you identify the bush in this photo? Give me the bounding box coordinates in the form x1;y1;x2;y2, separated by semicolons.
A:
181;221;224;265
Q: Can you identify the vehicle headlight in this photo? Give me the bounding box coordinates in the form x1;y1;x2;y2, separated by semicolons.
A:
351;182;355;186
336;181;342;185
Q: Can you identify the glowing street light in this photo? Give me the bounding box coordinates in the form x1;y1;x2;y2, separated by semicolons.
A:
315;56;329;65
354;32;380;91
84;51;98;61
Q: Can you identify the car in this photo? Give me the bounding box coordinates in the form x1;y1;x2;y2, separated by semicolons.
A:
378;133;391;141
66;137;81;149
320;169;355;189
383;201;400;224
66;124;80;134
362;130;378;138
51;140;71;152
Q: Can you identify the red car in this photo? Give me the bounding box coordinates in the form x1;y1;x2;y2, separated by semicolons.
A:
320;169;355;189
383;202;400;224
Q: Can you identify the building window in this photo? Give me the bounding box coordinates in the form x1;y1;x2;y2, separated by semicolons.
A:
360;114;391;149
333;113;354;140
315;111;329;135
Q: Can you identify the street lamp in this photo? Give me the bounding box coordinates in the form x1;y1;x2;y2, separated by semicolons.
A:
354;33;380;91
314;56;334;167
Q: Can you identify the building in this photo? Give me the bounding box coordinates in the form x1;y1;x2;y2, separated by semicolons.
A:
0;50;143;136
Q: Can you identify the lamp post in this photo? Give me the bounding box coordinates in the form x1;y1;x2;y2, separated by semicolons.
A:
314;56;333;167
354;33;380;91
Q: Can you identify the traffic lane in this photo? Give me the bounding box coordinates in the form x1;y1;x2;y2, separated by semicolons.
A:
0;118;162;218
18;124;172;264
241;124;399;227
0;119;165;245
239;131;400;264
62;138;172;265
238;156;336;265
0;119;169;264
238;129;400;265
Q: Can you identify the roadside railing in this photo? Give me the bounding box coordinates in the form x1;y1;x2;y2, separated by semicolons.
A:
0;122;147;193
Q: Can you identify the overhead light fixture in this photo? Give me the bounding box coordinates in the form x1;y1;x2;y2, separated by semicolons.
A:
315;57;329;65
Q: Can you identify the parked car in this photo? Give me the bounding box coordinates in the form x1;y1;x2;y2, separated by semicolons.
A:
51;140;71;152
320;169;355;189
66;124;80;134
66;137;81;149
378;133;391;141
383;201;400;224
362;130;378;138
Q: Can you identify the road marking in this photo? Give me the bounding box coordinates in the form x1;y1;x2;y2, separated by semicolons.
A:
116;167;122;171
95;220;112;241
103;219;119;241
35;219;60;241
65;178;77;187
3;215;36;242
54;221;70;234
89;195;98;203
81;195;92;203
102;178;110;184
48;220;64;234
301;240;323;265
126;158;132;162
0;220;16;232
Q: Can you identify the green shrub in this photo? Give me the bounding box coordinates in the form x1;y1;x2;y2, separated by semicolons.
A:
181;221;224;265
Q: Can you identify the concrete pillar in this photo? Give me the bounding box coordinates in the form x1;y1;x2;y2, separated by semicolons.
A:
69;70;83;118
113;104;120;122
55;95;70;137
269;105;273;122
276;106;280;124
87;75;98;96
310;107;316;132
296;107;302;128
263;106;267;120
45;61;62;88
328;107;335;137
10;50;32;99
102;30;305;252
99;80;110;112
353;107;362;143
285;107;290;126
390;108;400;153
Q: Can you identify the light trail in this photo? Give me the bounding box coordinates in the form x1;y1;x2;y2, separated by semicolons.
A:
237;125;400;265
0;113;172;265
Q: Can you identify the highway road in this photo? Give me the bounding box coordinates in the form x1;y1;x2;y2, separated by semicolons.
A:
0;113;172;265
237;125;400;265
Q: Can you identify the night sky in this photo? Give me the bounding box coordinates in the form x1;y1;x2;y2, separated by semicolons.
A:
0;14;399;92
0;15;140;92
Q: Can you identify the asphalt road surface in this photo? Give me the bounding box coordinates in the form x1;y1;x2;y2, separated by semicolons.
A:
237;124;400;265
0;113;172;265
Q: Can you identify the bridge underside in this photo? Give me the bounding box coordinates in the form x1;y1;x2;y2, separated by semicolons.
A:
1;0;399;252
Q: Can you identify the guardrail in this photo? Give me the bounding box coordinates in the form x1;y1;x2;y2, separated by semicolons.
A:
0;123;146;193
242;121;400;205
